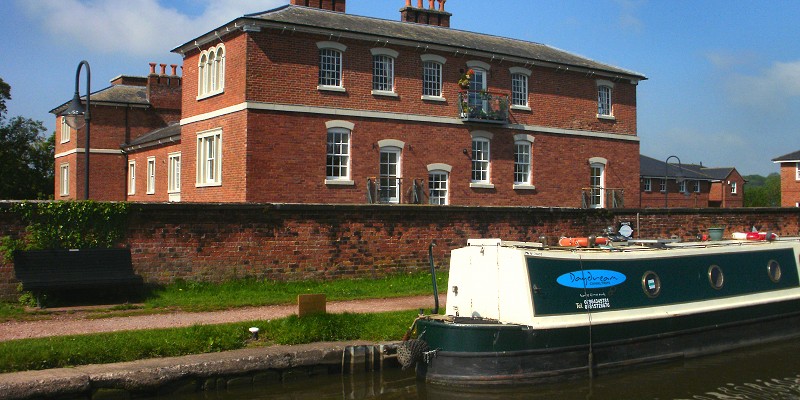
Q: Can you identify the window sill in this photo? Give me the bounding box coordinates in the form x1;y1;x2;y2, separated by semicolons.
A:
513;184;536;190
597;114;616;121
196;90;224;101
470;182;495;189
371;90;398;97
325;179;354;186
146;191;155;195
421;95;446;102
196;182;222;188
318;85;346;93
511;105;531;111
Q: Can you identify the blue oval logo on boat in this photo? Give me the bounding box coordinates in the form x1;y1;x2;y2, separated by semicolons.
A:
556;270;627;289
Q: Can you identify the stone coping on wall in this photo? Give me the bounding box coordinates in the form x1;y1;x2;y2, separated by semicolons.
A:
0;340;393;400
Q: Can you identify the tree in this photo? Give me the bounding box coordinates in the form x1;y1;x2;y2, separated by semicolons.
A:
0;77;55;199
744;173;781;207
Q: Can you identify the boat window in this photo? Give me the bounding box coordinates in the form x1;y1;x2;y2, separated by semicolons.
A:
642;271;661;298
768;260;782;283
708;265;724;290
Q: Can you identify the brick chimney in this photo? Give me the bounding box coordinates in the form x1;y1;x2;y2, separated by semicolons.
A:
147;62;182;112
290;0;345;13
400;0;451;27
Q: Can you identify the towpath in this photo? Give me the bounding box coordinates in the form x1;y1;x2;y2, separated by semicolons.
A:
0;295;444;341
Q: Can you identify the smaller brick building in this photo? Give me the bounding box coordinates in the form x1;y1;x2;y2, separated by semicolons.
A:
50;64;182;201
639;155;745;208
772;150;800;207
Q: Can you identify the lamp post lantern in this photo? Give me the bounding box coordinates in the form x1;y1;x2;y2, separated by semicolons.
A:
664;155;683;208
60;61;91;200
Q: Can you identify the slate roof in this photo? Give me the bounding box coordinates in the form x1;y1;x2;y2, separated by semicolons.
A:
772;150;800;162
640;155;711;180
175;5;646;81
123;122;181;151
50;84;149;115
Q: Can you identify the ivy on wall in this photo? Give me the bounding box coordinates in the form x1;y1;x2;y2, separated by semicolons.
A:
2;201;129;255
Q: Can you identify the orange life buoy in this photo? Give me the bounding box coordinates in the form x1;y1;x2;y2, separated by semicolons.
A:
558;237;609;247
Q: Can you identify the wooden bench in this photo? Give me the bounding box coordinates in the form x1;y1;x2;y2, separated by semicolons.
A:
13;248;143;307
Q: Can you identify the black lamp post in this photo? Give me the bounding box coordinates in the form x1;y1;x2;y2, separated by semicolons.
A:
664;155;683;208
60;61;91;200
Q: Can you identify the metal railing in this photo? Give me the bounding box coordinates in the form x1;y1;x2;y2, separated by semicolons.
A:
458;91;509;123
367;178;426;204
581;187;625;209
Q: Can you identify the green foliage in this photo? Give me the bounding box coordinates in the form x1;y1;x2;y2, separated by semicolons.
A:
0;235;23;262
744;173;781;207
0;310;416;373
11;201;129;250
0;77;54;200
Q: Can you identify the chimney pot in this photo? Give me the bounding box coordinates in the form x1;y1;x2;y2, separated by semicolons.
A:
160;64;167;75
149;63;157;74
170;64;178;76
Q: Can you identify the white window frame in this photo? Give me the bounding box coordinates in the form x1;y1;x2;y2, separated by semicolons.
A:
694;180;701;193
427;164;451;205
371;48;398;97
196;128;222;187
326;127;352;184
317;41;347;92
513;134;535;189
643;178;652;192
730;181;737;194
510;67;532;110
60;116;71;143
795;163;800;181
659;179;667;193
197;44;225;99
379;146;402;204
678;180;687;194
59;163;69;196
470;131;493;188
589;159;607;209
421;54;446;101
168;152;181;194
146;157;156;195
128;160;136;195
596;80;614;119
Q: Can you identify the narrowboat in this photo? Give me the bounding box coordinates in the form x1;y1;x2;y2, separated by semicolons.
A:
399;237;800;386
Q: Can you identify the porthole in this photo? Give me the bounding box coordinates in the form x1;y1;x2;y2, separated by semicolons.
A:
708;265;724;290
642;271;661;298
768;260;782;283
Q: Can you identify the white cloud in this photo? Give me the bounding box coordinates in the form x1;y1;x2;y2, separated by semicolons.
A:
16;0;285;56
723;60;800;113
614;0;644;32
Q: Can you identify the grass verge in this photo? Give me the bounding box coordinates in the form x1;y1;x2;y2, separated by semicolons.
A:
143;270;447;312
0;310;417;373
0;270;447;320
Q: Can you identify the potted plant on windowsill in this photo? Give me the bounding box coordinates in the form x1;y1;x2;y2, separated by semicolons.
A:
707;226;725;241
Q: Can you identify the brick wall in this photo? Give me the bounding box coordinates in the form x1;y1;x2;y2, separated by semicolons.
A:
779;163;800;207
1;201;799;301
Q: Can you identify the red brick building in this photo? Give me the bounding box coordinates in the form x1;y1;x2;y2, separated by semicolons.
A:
53;0;647;207
51;65;182;201
639;155;745;208
773;150;800;207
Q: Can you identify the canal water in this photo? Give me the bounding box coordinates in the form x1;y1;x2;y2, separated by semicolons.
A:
166;338;800;399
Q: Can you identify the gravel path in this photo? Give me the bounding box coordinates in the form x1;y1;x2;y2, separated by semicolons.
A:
0;295;444;342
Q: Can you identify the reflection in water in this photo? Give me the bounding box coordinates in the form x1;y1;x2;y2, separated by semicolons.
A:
164;339;800;400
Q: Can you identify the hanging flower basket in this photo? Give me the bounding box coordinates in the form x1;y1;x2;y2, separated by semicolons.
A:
458;69;474;89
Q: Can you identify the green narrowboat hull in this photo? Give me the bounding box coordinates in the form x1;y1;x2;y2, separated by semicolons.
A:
409;238;800;386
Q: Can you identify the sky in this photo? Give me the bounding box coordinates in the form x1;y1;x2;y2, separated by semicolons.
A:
2;0;799;177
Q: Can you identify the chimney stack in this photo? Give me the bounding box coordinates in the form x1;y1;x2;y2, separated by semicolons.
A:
290;0;345;13
400;0;451;27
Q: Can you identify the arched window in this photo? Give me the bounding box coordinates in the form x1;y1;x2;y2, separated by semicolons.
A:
596;80;614;118
198;44;225;98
